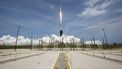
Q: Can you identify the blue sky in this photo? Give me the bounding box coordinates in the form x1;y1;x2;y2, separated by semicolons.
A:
0;0;122;43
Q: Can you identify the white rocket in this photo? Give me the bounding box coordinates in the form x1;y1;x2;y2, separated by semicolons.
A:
59;2;63;36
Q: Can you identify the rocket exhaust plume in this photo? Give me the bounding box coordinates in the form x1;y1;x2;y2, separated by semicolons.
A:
59;3;63;37
59;5;63;26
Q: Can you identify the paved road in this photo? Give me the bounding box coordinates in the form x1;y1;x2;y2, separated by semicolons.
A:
69;51;122;69
0;52;59;69
0;51;122;69
55;53;67;69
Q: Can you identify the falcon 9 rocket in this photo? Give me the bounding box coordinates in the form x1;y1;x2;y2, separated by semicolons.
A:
59;3;63;37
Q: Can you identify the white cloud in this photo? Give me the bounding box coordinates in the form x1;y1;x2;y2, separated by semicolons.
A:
0;35;40;45
41;34;81;45
81;7;106;17
0;35;16;45
0;34;81;45
85;40;102;45
79;0;113;17
85;0;99;7
41;35;51;44
85;17;122;32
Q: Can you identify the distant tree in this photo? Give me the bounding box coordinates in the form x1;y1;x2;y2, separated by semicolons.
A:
47;44;54;50
69;44;77;51
91;44;98;50
58;43;65;50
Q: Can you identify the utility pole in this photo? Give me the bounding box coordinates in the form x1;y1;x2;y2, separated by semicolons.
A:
93;35;95;45
39;40;41;46
39;40;41;50
30;33;33;50
102;38;105;58
80;38;83;50
72;38;75;50
103;28;111;53
102;38;105;49
90;38;93;50
15;24;20;51
102;28;108;46
83;38;85;51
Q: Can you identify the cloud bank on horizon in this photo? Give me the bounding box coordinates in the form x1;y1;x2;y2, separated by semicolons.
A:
0;0;122;43
0;34;81;45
